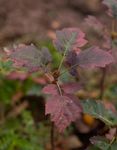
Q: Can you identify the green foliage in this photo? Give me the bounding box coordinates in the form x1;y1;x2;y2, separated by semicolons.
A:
0;54;13;74
0;76;20;104
103;0;117;18
105;83;117;100
88;146;100;150
0;111;50;150
81;99;117;126
0;60;13;73
39;40;62;69
90;136;117;150
0;73;44;104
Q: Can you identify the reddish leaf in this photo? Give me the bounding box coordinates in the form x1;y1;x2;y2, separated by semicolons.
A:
62;83;82;94
102;34;112;49
43;82;82;95
102;0;117;18
40;47;52;65
105;128;116;141
66;51;78;76
53;28;87;53
104;101;117;113
66;47;114;76
66;51;77;66
10;45;51;72
33;77;48;85
85;16;111;49
85;16;104;33
90;136;110;150
77;47;114;68
7;71;28;81
46;94;82;132
42;84;59;95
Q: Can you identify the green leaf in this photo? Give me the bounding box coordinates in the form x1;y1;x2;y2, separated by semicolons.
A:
103;0;117;18
90;136;110;150
87;145;100;150
81;99;117;126
110;141;117;150
90;136;117;150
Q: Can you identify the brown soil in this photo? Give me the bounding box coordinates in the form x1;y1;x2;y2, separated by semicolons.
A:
0;0;105;46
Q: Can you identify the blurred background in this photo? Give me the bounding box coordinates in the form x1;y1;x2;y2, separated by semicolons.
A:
0;0;105;46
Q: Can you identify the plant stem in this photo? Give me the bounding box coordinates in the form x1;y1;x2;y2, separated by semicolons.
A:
99;19;115;100
59;63;79;77
110;137;115;145
51;81;62;150
99;67;106;100
58;51;67;72
51;122;55;150
112;19;115;32
56;81;62;96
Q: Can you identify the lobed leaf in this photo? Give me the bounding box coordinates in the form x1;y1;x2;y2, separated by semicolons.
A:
42;84;59;95
102;0;117;18
90;136;111;150
90;136;117;150
85;16;111;49
7;71;28;81
53;28;87;53
85;16;104;33
10;45;52;72
77;47;114;68
105;128;117;141
40;47;52;65
46;94;82;132
43;82;82;95
66;51;78;76
61;82;82;94
81;99;117;126
66;47;114;76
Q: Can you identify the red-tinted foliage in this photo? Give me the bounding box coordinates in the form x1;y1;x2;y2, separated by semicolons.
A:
53;28;87;53
102;0;117;18
7;71;28;81
105;128;116;140
7;25;115;133
85;15;111;49
43;83;82;132
66;46;114;76
42;84;59;95
77;47;114;68
43;82;81;95
85;16;104;33
61;82;82;94
46;94;82;132
9;45;51;72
